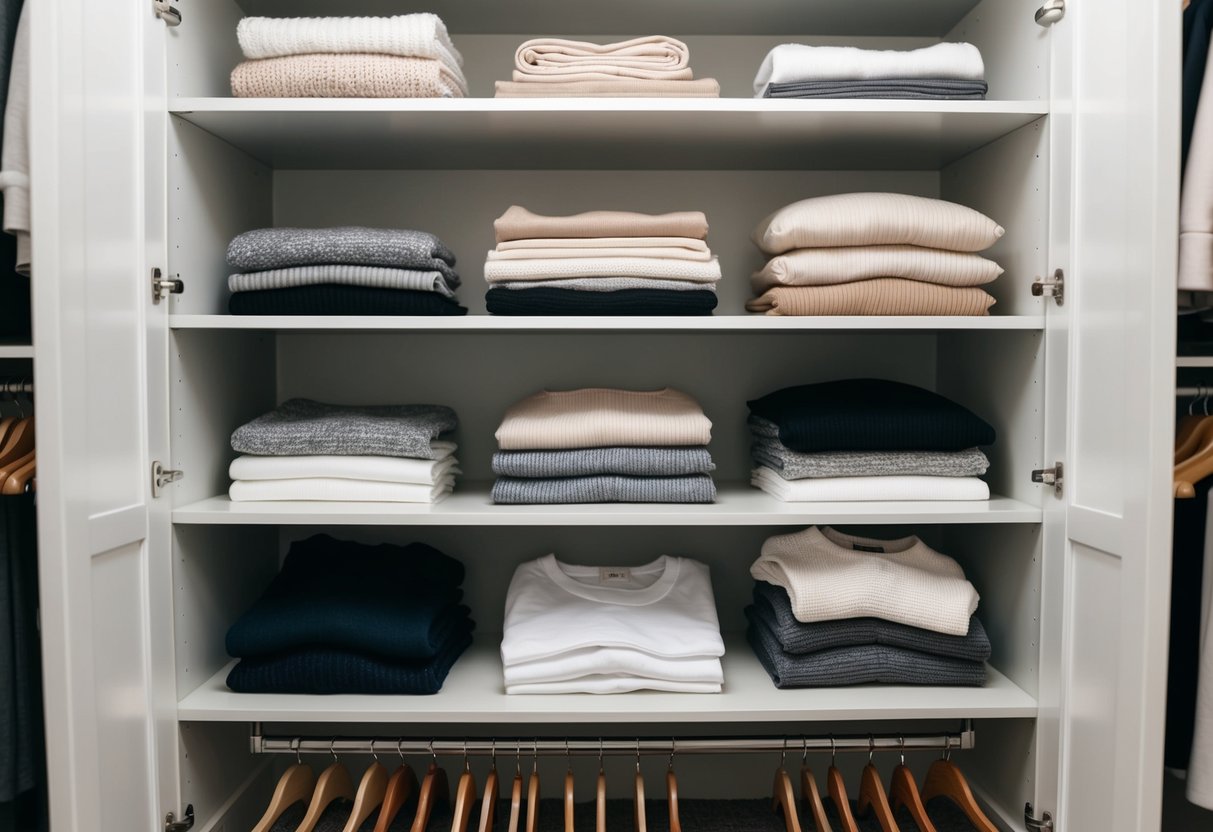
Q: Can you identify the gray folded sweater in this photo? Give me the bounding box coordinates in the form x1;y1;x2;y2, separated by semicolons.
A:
492;447;715;478
491;474;716;505
747;614;987;688
227;227;459;282
750;583;991;662
231;399;458;459
749;426;990;480
228;264;460;295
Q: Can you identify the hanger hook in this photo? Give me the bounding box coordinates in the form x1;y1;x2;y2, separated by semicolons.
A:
899;736;906;767
868;736;875;765
516;740;523;777
429;739;437;765
801;736;808;765
636;738;641;773
598;738;605;771
292;738;301;765
566;738;572;773
830;735;837;767
781;737;789;769
463;739;470;772
331;737;338;762
490;738;497;768
370;740;379;764
398;738;406;764
533;738;539;774
668;739;676;771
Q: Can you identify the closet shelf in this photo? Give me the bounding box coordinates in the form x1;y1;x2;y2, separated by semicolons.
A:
169;99;1048;170
171;484;1042;526
169;315;1044;333
1177;356;1213;368
176;637;1037;724
0;343;33;358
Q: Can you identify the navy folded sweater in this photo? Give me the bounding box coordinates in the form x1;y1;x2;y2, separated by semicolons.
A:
486;287;718;316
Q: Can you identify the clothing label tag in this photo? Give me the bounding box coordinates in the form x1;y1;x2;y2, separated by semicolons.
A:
851;544;886;554
599;567;632;583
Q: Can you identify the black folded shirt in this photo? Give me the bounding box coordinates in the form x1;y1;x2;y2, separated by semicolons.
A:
229;285;467;316
486;287;718;316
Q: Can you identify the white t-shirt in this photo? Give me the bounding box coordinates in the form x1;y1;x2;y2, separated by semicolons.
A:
501;554;726;666
506;677;721;695
503;647;723;686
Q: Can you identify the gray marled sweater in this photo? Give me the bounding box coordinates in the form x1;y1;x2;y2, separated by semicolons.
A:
492;446;715;478
491;474;716;504
226;226;459;282
231;399;457;459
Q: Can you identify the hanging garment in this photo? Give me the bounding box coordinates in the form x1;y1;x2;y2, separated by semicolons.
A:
0;495;40;804
1180;24;1213;292
1168;480;1211;771
1187;487;1213;807
1184;0;1213;172
0;2;28;276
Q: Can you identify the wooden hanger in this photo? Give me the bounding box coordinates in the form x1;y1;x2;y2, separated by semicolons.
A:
564;766;576;832
477;745;500;832
525;743;541;832
667;742;682;832
855;742;899;832
0;416;32;471
826;740;858;832
1173;409;1213;495
296;746;356;832
634;746;647;832
374;742;419;832
342;754;389;832
251;753;315;832
596;743;607;832
888;740;936;832
450;749;478;832
507;745;525;832
920;754;997;832
799;740;832;832
411;745;451;832
3;453;34;495
1176;388;1212;462
772;740;804;832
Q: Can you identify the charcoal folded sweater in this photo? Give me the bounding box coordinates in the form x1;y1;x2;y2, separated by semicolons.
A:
748;378;995;453
491;473;716;504
229;285;468;316
750;425;990;480
750;583;991;662
492;446;715;478
486;286;717;316
764;78;988;99
225;534;467;660
227;226;458;280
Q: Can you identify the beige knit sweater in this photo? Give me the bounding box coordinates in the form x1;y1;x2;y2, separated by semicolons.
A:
231;54;466;99
495;79;720;97
494;206;709;243
746;279;995;316
751;245;1003;292
495;388;712;450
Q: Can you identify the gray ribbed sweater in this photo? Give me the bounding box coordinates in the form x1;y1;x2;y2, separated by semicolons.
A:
231;399;457;459
228;264;459;295
750;431;990;480
492;447;715;478
491;474;716;504
226;226;459;282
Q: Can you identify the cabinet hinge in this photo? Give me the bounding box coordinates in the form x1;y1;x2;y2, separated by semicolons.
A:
1031;268;1064;305
1031;461;1063;496
152;268;185;304
153;0;182;27
1024;802;1054;831
1034;0;1065;27
165;805;195;832
152;461;184;498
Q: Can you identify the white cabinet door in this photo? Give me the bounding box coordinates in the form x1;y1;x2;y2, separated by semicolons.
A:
1050;2;1179;830
32;2;176;831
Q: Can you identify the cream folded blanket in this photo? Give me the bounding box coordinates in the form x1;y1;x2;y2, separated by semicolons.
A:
237;14;464;75
229;454;458;485
490;246;712;262
486;256;720;284
752;245;1002;292
228;265;459;296
746;280;995;316
495;205;709;243
752;467;990;502
753;42;985;96
231;54;466;99
498;236;709;253
498;277;713;293
496;388;712;450
495;79;719;97
229;476;455;503
513;36;691;83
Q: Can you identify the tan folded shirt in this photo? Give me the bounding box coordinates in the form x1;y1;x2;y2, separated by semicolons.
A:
496;388;712;450
494;205;709;243
489;246;712;262
745;279;995;316
513;36;692;82
497;237;710;253
495;79;720;97
751;245;1003;293
230;54;467;99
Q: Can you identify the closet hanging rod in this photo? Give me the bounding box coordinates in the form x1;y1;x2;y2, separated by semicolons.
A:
0;380;31;394
250;724;974;757
1180;386;1211;397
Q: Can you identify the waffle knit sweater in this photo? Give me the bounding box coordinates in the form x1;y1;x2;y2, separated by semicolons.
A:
494;205;709;243
496;388;712;450
751;245;1002;291
228;285;467;317
236;13;464;71
745;280;995;316
493;446;714;478
485;287;718;316
492;473;716;504
231;54;466;99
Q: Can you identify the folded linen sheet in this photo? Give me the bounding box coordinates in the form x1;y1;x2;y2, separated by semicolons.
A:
504;648;723;685
750;435;989;480
229;453;458;484
492;446;714;478
486;287;718;316
237;13;464;72
228;264;459;295
231;54;466;99
506;676;721;695
753;42;985;96
764;78;987;100
231;399;458;459
751;245;1002;292
496;388;712;450
485;256;721;284
752;467;989;502
227;226;458;276
495;78;720;97
496;276;712;292
746;280;995;317
750;583;991;661
228;285;468;316
230;476;455;503
489;245;712;262
748;618;986;688
513;36;692;81
494;205;709;243
492;474;716;505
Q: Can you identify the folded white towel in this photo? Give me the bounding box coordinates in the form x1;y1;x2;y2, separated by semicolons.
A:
229;454;458;485
229;476;454;503
506;676;722;695
753;42;985;97
503;648;724;685
751;467;990;502
484;256;722;284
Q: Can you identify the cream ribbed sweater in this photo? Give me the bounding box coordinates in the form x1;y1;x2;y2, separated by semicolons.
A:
752;245;1003;292
495;388;712;450
746;280;995;316
750;526;980;636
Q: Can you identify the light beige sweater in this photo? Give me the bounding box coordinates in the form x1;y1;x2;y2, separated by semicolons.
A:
231;54;466;99
751;245;1003;292
495;79;720;97
495;388;712;450
494;206;709;243
746;279;995;316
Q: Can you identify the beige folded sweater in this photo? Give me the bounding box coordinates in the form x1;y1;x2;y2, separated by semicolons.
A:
513;36;692;82
745;279;995;316
494;205;709;243
496;388;712;450
231;54;466;99
497;236;710;253
495;79;719;97
489;246;713;262
751;245;1003;292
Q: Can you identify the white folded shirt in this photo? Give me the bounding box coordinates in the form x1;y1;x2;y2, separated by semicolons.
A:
506;676;722;695
751;467;990;502
229;476;454;503
483;256;722;284
753;42;985;96
229;453;458;484
503;646;723;685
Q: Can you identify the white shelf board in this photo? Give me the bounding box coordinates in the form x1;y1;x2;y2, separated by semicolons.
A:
169;314;1044;333
0;344;33;359
170;99;1048;170
177;637;1037;724
172;484;1042;527
1178;356;1213;368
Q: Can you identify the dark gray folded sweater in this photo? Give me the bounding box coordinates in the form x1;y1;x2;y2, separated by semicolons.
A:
492;446;715;478
227;226;459;282
491;474;716;504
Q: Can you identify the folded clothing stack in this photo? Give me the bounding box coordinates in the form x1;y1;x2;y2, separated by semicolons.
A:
495;36;719;98
225;534;474;694
753;42;986;100
229;399;461;503
747;379;995;502
485;206;722;315
492;388;716;504
746;526;989;688
231;14;467;98
226;226;467;316
746;193;1005;316
502;554;725;694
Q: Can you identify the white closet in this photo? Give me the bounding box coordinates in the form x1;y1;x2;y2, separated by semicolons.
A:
28;1;1179;831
